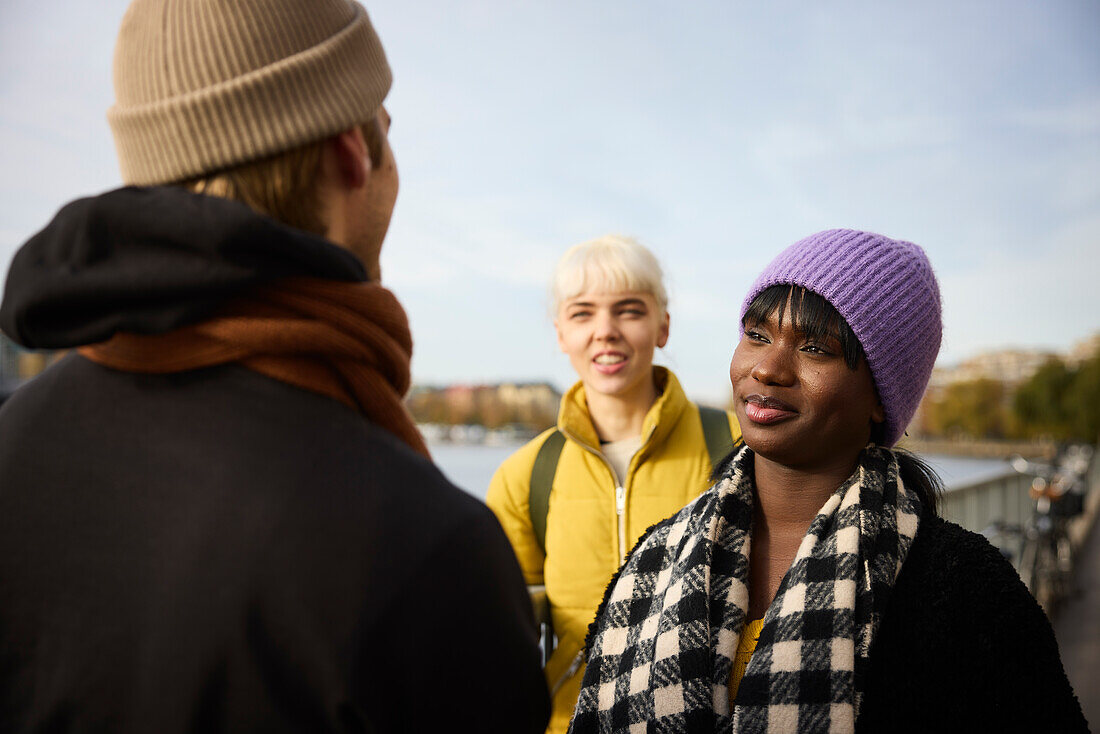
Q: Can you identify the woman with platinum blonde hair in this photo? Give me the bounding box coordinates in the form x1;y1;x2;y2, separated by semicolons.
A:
488;235;740;733
569;230;1086;733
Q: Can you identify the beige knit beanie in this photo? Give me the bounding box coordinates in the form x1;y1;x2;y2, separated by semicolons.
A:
108;0;392;186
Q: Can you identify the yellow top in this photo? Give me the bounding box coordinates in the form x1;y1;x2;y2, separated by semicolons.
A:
486;368;740;734
729;618;765;703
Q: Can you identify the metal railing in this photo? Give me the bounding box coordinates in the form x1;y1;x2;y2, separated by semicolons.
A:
939;468;1035;535
529;447;1099;656
941;449;1099;545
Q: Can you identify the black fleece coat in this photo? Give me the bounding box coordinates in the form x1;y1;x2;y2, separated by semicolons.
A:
856;513;1087;732
0;188;550;733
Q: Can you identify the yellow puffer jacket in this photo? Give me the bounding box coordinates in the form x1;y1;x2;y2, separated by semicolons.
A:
487;368;738;734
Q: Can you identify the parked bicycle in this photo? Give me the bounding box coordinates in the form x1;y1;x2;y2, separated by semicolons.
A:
983;446;1091;613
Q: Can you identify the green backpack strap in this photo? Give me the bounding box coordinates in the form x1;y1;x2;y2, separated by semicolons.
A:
528;410;730;553
697;405;734;471
529;430;566;554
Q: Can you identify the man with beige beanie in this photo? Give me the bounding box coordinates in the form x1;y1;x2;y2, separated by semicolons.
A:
0;1;549;731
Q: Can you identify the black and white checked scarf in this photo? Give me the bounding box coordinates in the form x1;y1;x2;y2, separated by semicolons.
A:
570;444;922;733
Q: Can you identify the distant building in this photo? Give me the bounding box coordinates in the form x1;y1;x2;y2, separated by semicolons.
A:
1066;332;1100;367
407;381;561;430
443;384;476;422
930;348;1059;390
914;332;1100;438
930;331;1100;391
496;381;558;414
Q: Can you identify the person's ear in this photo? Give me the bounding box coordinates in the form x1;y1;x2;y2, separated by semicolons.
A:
871;401;885;424
657;311;670;349
330;128;370;189
554;319;567;353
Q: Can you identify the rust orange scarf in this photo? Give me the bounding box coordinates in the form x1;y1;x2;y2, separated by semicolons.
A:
79;277;429;458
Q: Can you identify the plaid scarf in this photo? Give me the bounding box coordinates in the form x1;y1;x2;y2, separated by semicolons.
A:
570;444;922;733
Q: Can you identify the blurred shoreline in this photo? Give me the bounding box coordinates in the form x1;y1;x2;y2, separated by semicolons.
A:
430;439;1020;502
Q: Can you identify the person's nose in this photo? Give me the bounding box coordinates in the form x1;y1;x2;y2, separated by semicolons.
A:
593;311;620;342
750;343;796;386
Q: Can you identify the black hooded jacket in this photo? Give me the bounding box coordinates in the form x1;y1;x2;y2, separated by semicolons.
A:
856;512;1088;732
0;188;550;733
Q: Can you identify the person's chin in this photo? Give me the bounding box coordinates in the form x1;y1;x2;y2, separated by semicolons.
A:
585;371;638;398
585;377;624;398
741;423;803;460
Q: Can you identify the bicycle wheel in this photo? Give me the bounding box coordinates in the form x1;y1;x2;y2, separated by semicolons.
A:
1033;535;1061;612
1053;530;1074;602
1018;535;1040;597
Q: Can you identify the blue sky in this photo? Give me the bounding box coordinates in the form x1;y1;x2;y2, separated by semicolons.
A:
1;0;1098;404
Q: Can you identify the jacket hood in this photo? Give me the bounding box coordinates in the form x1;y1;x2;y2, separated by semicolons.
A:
0;186;367;349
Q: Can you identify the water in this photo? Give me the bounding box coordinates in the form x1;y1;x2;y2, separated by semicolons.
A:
428;441;1013;502
919;454;1015;489
428;442;520;499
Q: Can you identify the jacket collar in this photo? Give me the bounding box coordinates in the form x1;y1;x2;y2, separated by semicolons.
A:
557;366;689;454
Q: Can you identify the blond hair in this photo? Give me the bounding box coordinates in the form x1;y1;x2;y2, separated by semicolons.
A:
180;118;385;237
551;235;668;314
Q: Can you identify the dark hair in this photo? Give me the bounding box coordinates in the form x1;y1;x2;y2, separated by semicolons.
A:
737;284;941;516
743;284;864;370
893;448;942;516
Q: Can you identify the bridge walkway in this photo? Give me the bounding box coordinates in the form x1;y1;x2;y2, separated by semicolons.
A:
1055;510;1100;731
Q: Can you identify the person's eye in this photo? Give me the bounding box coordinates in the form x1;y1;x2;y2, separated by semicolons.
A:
802;342;833;355
745;329;769;343
620;308;645;317
569;310;591;319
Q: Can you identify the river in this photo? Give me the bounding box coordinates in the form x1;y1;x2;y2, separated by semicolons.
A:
428;442;1013;502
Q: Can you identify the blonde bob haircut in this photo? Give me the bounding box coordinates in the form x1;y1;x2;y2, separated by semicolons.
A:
551;235;668;315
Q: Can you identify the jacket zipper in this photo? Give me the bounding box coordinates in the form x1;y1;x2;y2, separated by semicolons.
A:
618;425;657;562
562;425;657;564
615;485;627;563
553;424;658;692
561;428;631;562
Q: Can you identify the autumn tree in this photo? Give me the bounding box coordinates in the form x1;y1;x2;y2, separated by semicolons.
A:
1011;348;1100;442
923;378;1011;438
1064;351;1100;441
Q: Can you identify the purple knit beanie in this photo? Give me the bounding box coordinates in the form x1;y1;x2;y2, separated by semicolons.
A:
740;229;942;446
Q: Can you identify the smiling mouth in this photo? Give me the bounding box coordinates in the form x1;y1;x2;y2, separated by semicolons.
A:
592;352;627;375
744;394;797;425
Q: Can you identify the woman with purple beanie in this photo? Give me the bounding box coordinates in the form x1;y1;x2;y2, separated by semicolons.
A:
570;230;1087;733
